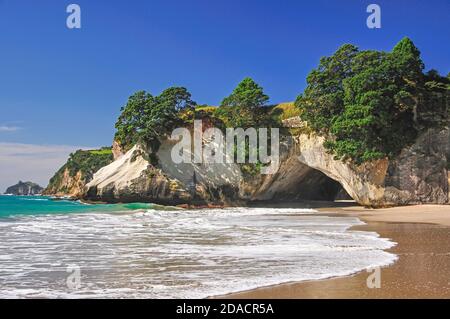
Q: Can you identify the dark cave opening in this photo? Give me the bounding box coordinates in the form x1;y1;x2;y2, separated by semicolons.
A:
272;168;352;202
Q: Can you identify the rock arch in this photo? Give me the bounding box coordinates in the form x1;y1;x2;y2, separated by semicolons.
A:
245;127;449;207
84;125;449;207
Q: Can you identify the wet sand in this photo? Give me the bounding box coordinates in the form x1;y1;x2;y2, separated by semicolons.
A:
218;204;450;299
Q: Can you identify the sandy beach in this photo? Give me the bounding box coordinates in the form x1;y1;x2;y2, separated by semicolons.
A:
218;204;450;299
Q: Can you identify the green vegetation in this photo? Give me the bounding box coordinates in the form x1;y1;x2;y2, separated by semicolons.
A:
114;87;196;151
195;105;217;113
271;102;301;121
5;181;43;195
65;148;113;177
296;37;449;164
89;148;113;156
112;78;295;176
421;69;450;127
216;78;281;176
215;77;274;128
114;78;281;154
47;147;114;189
112;38;447;167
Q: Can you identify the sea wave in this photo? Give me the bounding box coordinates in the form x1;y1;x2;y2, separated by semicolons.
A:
19;198;50;201
0;206;397;298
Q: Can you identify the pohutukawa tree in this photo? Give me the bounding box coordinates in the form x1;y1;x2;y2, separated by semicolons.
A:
217;77;271;128
115;87;196;151
296;37;449;164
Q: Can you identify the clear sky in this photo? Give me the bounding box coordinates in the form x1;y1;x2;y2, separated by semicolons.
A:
0;0;449;190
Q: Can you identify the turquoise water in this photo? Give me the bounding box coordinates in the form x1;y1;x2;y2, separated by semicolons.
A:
0;195;397;298
0;195;157;218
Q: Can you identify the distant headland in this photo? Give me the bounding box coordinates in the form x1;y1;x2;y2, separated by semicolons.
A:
4;181;44;196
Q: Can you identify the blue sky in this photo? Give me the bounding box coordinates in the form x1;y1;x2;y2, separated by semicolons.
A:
0;0;449;190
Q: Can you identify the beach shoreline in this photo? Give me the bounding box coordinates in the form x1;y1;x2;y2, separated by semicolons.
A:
216;204;450;299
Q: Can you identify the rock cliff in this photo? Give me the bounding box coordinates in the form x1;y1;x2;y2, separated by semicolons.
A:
5;181;43;196
243;125;449;206
83;121;449;207
43;148;113;198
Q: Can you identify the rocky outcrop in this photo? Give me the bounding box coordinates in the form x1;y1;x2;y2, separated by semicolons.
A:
43;148;114;198
86;144;191;204
244;126;449;206
5;181;43;195
112;140;125;160
43;168;86;198
84;123;449;207
238;135;345;202
85;140;244;205
448;171;450;201
383;127;449;205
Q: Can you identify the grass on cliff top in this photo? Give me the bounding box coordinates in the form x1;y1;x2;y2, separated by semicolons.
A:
271;102;301;121
66;148;113;177
195;105;217;112
194;103;301;122
89;149;113;155
46;147;114;191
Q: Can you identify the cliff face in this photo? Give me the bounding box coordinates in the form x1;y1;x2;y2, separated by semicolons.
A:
43;148;114;198
85;145;191;204
85;140;243;205
243;126;449;206
43;168;86;198
5;181;43;195
112;140;125;160
83;123;449;207
383;128;449;205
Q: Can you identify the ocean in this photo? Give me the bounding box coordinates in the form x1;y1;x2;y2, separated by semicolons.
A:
0;195;397;298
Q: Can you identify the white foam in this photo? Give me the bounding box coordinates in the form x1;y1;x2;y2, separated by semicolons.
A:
0;207;397;299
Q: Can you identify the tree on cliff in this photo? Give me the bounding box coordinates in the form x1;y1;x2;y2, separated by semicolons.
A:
421;69;450;127
115;87;196;150
294;43;359;133
221;77;269;110
216;77;270;128
296;37;448;164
